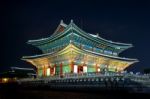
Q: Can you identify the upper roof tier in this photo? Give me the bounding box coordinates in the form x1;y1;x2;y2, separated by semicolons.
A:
27;20;133;52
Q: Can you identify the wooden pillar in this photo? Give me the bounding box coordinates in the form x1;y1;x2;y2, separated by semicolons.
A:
54;64;56;75
78;65;80;74
95;64;98;73
36;67;38;77
50;66;53;76
60;62;63;76
50;67;52;76
43;66;45;77
49;67;51;76
70;61;74;73
45;66;47;77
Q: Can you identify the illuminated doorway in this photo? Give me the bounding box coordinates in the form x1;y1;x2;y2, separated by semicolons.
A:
47;68;50;76
83;66;87;73
74;65;78;73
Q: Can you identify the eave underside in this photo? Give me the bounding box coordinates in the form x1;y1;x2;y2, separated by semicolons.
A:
22;43;138;72
27;21;132;52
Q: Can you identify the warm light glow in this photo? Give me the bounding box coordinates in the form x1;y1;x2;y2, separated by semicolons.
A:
47;68;50;76
98;68;100;72
120;67;123;70
74;65;78;73
83;66;87;73
69;60;72;62
2;78;8;83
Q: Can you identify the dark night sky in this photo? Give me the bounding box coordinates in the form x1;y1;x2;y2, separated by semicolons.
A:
0;0;150;73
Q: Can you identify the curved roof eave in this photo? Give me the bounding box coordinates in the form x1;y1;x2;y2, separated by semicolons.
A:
27;22;72;45
89;34;132;46
27;20;68;44
27;20;133;49
22;43;138;63
71;22;132;48
50;20;67;37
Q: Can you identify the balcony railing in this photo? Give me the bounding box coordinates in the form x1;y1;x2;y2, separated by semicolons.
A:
18;72;150;83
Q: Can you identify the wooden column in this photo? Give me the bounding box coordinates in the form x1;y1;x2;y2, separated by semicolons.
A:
95;64;98;73
36;67;38;77
54;64;56;75
45;66;47;77
70;61;74;73
43;66;45;77
50;66;53;76
50;67;52;76
60;62;63;77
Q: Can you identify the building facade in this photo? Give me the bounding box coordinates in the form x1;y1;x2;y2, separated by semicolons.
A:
22;20;138;77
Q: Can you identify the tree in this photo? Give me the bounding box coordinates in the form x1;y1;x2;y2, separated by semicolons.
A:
143;68;150;74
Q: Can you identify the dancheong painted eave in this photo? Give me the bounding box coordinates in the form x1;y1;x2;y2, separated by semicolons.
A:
27;20;133;50
22;43;138;63
22;42;138;73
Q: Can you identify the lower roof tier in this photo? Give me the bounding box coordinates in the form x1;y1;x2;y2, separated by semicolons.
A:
22;43;138;72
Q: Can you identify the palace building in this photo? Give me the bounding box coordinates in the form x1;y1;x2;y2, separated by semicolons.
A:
22;20;138;77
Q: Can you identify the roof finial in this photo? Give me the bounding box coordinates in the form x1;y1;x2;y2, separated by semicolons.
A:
71;19;73;23
70;40;72;43
60;19;63;24
96;33;99;37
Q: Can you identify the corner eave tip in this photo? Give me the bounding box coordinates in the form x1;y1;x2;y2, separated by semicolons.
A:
71;19;73;23
60;19;63;23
